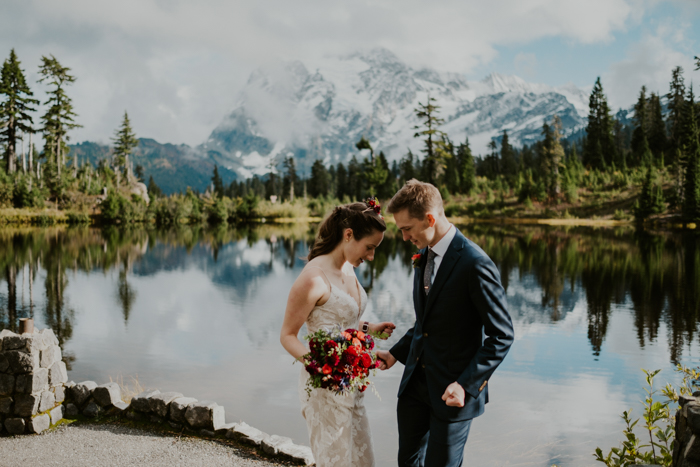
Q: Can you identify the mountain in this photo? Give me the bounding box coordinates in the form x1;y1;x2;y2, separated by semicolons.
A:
70;138;237;195
201;48;590;178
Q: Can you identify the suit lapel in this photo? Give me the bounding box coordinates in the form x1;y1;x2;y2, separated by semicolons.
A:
422;232;464;322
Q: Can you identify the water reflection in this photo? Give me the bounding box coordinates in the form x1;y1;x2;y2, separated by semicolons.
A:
0;224;699;366
0;223;698;465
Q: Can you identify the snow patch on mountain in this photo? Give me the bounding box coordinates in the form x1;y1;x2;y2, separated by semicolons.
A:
201;48;590;178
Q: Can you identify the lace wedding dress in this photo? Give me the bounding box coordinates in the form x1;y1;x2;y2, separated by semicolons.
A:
298;270;375;467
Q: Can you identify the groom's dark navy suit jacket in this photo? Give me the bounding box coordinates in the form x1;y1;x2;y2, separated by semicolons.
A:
390;228;514;421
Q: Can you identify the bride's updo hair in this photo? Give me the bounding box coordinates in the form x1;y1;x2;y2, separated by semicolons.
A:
308;202;387;261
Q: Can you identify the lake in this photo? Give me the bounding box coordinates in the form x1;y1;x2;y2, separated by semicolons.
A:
0;222;698;466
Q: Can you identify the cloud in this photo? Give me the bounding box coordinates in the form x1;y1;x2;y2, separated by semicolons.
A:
0;0;657;146
514;52;538;77
604;20;700;109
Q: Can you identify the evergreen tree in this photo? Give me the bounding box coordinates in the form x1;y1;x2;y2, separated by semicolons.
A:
442;135;461;194
630;86;648;166
635;166;665;220
355;137;374;163
584;77;616;169
647;92;667;163
347;156;362;200
683;87;700;220
38;55;81;180
667;66;686;159
282;157;298;201
111;111;139;184
0;49;39;174
211;165;224;197
134;164;144;181
147;175;163;198
540;116;565;198
399;150;417;185
456;138;475;194
480;140;500;179
335;162;348;199
500;130;517;178
308;159;330;198
413;94;445;184
375;151;396;199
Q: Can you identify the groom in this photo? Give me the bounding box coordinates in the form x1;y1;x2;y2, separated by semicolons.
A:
377;179;514;466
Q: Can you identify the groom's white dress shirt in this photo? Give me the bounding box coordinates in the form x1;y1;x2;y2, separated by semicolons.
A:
427;224;456;286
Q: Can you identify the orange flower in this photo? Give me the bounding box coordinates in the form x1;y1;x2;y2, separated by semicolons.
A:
357;331;366;341
352;337;362;347
342;331;352;340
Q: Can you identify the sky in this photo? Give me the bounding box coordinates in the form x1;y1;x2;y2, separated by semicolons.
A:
1;0;699;147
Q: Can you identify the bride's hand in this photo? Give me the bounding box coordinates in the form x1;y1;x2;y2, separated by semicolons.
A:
369;322;396;339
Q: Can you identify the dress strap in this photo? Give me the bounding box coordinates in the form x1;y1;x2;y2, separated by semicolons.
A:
306;266;332;293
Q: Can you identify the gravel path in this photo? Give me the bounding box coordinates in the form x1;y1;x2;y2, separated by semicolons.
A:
0;423;289;467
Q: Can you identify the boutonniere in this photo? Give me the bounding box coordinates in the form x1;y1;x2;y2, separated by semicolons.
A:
412;253;422;268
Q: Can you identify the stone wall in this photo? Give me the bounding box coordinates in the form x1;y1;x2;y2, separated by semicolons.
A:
0;328;314;465
0;328;68;435
674;393;700;466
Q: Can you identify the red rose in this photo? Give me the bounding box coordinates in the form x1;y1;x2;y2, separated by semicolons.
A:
360;385;367;392
360;353;373;368
322;364;332;375
346;346;359;356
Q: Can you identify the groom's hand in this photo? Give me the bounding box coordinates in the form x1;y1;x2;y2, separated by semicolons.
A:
375;350;396;370
370;322;396;339
442;382;465;407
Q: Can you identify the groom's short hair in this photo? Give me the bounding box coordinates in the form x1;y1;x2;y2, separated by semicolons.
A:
387;179;443;219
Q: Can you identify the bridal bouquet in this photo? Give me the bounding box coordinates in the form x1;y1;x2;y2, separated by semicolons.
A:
300;327;380;396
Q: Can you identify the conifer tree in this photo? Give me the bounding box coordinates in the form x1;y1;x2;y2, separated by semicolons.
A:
211;165;224;197
283;157;298;201
399;150;417;186
335;163;348;199
500;130;517;178
667;66;687;159
540;116;565;198
457;138;475;194
111;111;139;184
38;55;81;179
147;175;163;198
355;137;374;163
647;92;667;163
584;78;616;169
0;49;39;174
630;86;648;167
634;166;665;220
413;94;445;184
308;160;330;198
347;156;362;200
683;87;700;220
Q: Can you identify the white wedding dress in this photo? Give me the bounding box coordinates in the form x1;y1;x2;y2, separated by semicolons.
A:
298;270;375;467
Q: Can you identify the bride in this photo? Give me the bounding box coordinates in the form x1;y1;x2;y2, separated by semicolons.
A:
280;201;396;467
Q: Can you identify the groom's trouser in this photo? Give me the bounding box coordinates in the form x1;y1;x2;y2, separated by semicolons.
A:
397;365;472;467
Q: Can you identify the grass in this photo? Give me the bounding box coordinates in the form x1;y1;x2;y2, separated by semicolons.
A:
109;375;145;404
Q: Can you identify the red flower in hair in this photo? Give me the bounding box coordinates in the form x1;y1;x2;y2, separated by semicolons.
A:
364;196;382;217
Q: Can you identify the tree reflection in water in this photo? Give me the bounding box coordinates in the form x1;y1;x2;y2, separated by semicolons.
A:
0;224;698;366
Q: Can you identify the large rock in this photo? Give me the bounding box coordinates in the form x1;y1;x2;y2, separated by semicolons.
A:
28;413;50;434
0;396;12;414
49;361;68;385
15;368;48;394
68;381;97;407
6;350;39;374
130;389;161;413
39;390;56;413
14;393;40;417
40;345;62;369
0;373;14;395
93;382;121;407
184;400;225;430
49;404;64;425
64;403;78;418
278;443;315;465
169;397;197;423
0;353;8;372
4;417;25;435
83;401;101;418
262;434;294;455
54;385;65;403
38;328;59;347
228;422;268;446
3;334;31;351
0;330;18;350
149;392;183;418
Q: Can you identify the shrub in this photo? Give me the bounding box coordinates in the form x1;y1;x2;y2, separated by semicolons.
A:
66;211;91;224
206;197;228;225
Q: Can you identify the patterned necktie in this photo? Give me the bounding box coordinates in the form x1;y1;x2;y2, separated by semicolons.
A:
423;249;437;295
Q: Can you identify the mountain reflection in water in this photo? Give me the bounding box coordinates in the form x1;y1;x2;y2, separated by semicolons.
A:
0;223;698;466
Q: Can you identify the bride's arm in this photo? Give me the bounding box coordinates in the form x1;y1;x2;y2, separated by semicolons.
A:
280;269;329;360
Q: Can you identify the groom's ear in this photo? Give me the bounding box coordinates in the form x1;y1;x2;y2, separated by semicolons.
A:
426;213;436;227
